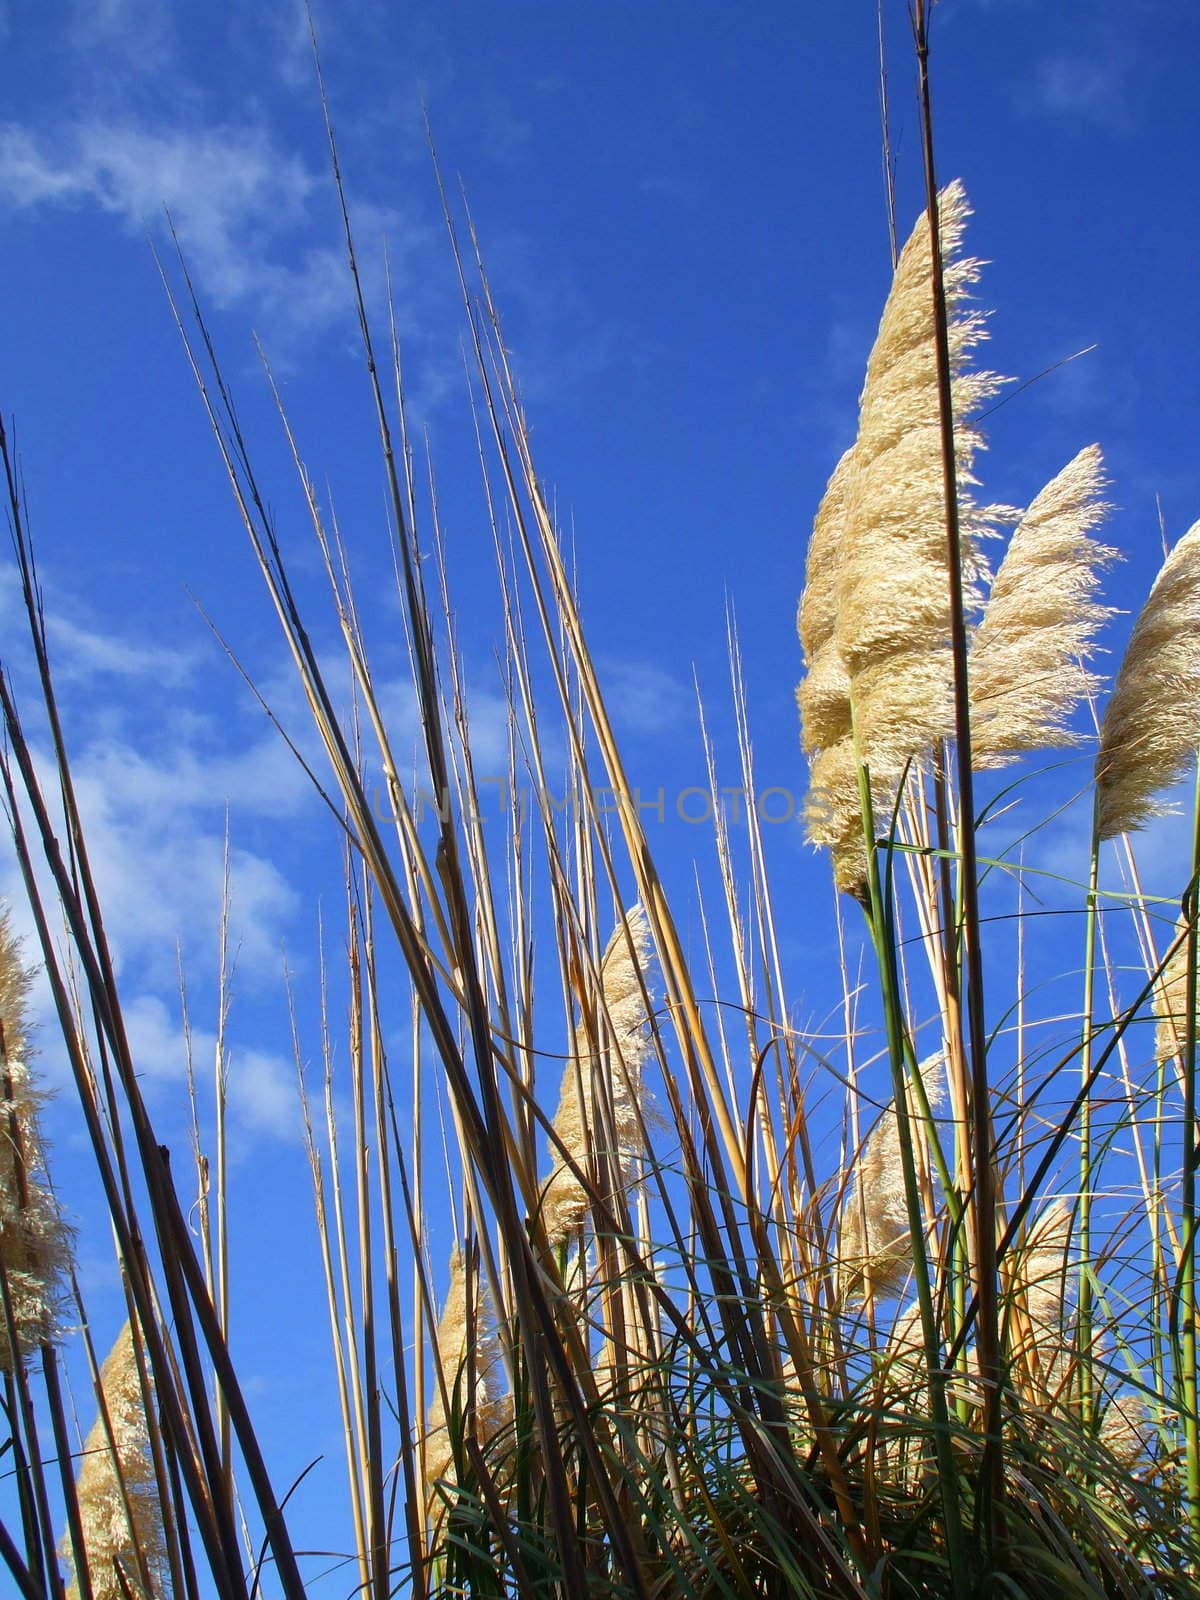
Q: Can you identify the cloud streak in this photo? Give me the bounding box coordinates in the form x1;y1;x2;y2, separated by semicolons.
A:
0;115;427;348
1025;50;1132;131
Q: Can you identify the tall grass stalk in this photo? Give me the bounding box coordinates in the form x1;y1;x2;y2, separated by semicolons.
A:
913;4;1004;1545
856;759;969;1594
1077;828;1102;1433
1180;774;1200;1540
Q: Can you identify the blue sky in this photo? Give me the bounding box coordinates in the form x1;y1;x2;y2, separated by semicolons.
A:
1;0;1198;1585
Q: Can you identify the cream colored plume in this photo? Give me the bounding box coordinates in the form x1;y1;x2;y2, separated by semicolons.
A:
797;446;856;755
970;445;1115;766
1012;1198;1072;1350
1099;1392;1150;1474
1096;520;1200;840
1154;915;1198;1063
0;913;72;1370
65;1321;168;1600
839;1054;946;1299
540;907;654;1245
796;183;1007;895
423;1245;508;1497
802;738;868;899
832;180;1007;783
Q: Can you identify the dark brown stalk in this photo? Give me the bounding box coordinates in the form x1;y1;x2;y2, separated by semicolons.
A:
360;886;427;1600
0;1517;44;1600
912;0;1005;1549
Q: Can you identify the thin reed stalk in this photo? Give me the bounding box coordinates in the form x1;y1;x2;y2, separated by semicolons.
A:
913;2;1003;1551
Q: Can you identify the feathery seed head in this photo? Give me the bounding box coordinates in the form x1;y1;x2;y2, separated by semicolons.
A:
796;644;852;755
798;446;857;662
971;445;1115;766
1096;520;1200;839
1154;915;1197;1063
839;1054;946;1299
1016;1198;1073;1337
424;1246;508;1499
797;182;1009;895
834;180;1006;779
65;1320;168;1600
1099;1392;1151;1473
541;907;654;1244
0;913;73;1370
801;738;868;899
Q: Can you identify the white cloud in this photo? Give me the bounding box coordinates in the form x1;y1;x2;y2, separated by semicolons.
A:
45;613;198;686
56;736;303;983
601;660;691;738
0;117;309;287
1027;53;1130;129
0;593;312;1007
226;1045;301;1139
66;0;174;73
122;990;299;1139
0;116;428;348
122;989;193;1080
267;0;317;91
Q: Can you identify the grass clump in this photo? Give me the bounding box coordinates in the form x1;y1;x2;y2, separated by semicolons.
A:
0;16;1198;1600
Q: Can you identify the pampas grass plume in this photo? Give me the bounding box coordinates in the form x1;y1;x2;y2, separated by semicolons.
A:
839;1054;946;1299
1013;1198;1072;1354
65;1320;168;1600
797;182;1008;897
1155;915;1197;1063
832;180;1006;782
540;906;653;1245
797;446;856;755
1096;520;1200;840
0;912;72;1369
970;445;1115;766
802;739;868;899
423;1245;507;1497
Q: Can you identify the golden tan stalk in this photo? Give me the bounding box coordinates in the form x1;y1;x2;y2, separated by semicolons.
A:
832;180;1006;783
970;445;1115;766
0;912;72;1369
65;1320;168;1600
423;1245;508;1498
1096;520;1200;839
540;907;654;1245
839;1054;946;1299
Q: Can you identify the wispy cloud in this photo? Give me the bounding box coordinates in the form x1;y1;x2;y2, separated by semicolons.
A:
45;614;198;686
0;116;430;349
1026;51;1131;130
0;567;198;686
601;660;691;739
123;991;300;1139
66;0;175;75
0;726;306;1149
42;734;301;979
